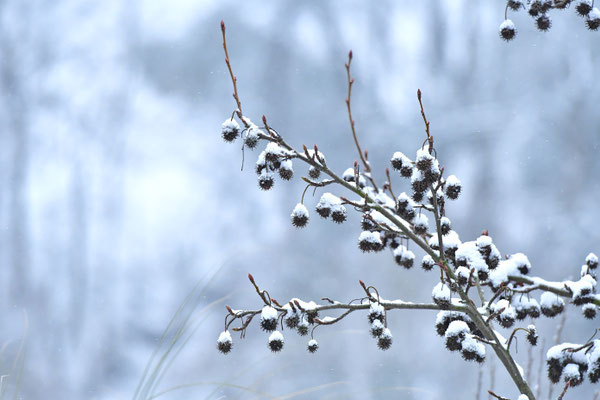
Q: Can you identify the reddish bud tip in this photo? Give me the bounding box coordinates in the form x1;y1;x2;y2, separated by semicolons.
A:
354;160;358;167
226;305;234;314
221;20;225;30
350;78;355;84
417;89;422;99
359;280;366;288
386;167;390;175
262;115;267;124
364;150;368;159
314;318;322;324
481;230;489;236
348;50;353;59
314;144;318;152
248;273;255;283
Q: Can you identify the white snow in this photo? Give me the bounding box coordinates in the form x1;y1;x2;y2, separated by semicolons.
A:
380;328;392;340
429;230;461;250
413;213;429;229
586;252;598;265
563;363;580;380
456;266;470;281
540;292;564;309
221;118;240;132
445;320;469;337
416;148;433;163
476;235;492;248
517;395;529;400
308;339;318;347
269;330;284;342
565;274;596;298
218;330;232;343
462;334;485;357
446;174;461;187
547;343;588;365
499;19;515;31
432;283;451;302
359;231;382;245
261;306;277;321
370;302;385;316
291;203;308;218
318;192;342;207
588;7;600;21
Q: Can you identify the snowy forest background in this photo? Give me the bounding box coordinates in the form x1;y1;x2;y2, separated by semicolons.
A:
1;0;599;399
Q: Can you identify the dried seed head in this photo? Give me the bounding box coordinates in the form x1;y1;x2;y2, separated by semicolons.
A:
361;214;377;231
307;339;319;353
217;330;233;354
461;335;485;363
445;175;462;200
370;319;385;338
413;213;429;235
290;203;309;228
368;302;385;324
440;217;452;235
540;292;565;317
415;148;434;172
297;318;309;336
268;331;284;352
576;0;593;16
284;312;300;329
583;304;597;319
528;0;542;16
527;325;538;346
308;166;321;179
331;204;347;224
536;14;552;31
244;127;260;149
396;193;416;221
278;160;294;180
358;231;383;252
444;320;469;351
587;8;600;30
260;306;278;332
507;0;523;11
432;283;451;309
586;252;599;269
421;255;435;271
499;19;517;41
221;118;240;142
258;172;275;191
377;328;393;350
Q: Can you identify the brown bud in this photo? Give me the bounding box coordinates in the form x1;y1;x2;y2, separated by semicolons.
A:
248;273;255;283
220;20;225;30
348;50;353;60
359;280;367;290
262;115;267;125
417;88;422;100
226;305;235;315
481;230;489;236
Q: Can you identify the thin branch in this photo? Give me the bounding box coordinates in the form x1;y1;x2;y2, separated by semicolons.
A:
344;51;370;174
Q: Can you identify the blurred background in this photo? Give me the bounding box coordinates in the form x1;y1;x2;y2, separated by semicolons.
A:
0;0;599;399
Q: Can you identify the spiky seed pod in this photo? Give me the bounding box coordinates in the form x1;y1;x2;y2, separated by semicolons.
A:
547;358;564;383
260;306;278;331
587;8;600;30
432;283;451;309
540;0;552;12
461;336;485;363
268;331;284;352
589;348;600;383
368;302;385;323
297;318;309;336
527;325;538;346
411;190;424;203
370;319;385;338
358;231;383;252
445;321;469;351
511;253;531;275
528;299;541;319
536;14;552;31
424;161;441;185
221;118;240;142
507;0;523;11
308;166;320;179
244;127;260;149
445;241;460;261
377;328;393;350
413;213;429;235
361;214;377;231
396;193;416;221
290;203;309;228
495;300;516;328
456;266;470;286
528;0;542;16
278;160;294;180
331;204;347;223
563;363;583;386
258;172;275;190
540;292;565;317
388;235;401;250
445;175;462;200
411;169;428;193
583;304;597;319
307;339;319;353
400;250;415;269
499;21;517;42
586;253;599;269
285;312;300;329
422;255;435;271
306;310;319;324
415;148;434;172
315;203;331;218
440;217;451;235
217;330;233;354
576;0;593;16
264;142;283;163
